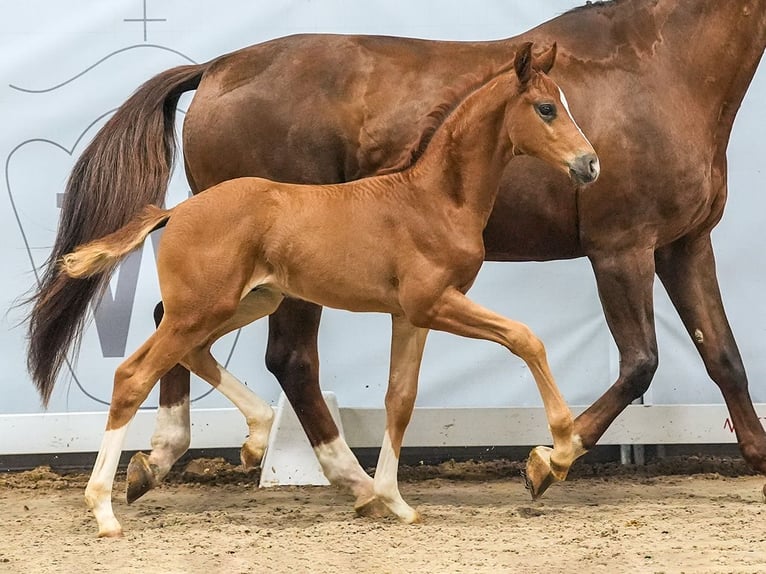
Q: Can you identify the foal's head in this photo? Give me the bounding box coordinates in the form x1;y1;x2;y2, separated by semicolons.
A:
506;42;599;185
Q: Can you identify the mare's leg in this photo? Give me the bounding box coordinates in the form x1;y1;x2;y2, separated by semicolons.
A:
86;323;204;537
127;290;284;502
126;302;192;503
546;250;659;495
406;288;577;497
266;298;384;516
372;315;428;523
656;235;766;476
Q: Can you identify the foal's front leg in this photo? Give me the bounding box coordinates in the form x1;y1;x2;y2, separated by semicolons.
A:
409;288;579;498
373;314;429;523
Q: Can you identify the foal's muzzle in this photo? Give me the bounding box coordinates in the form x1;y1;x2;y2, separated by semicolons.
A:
568;153;600;185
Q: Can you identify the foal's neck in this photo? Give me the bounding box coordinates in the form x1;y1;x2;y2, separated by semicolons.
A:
408;74;514;224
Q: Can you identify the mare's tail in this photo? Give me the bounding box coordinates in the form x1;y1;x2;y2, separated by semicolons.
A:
26;63;207;406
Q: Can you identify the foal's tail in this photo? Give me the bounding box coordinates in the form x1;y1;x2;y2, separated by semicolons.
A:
26;62;208;406
61;206;172;279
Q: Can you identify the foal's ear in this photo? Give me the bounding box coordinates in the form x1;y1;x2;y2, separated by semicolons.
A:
514;42;534;85
534;42;557;75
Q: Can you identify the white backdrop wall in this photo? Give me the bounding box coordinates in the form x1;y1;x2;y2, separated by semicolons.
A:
1;1;764;452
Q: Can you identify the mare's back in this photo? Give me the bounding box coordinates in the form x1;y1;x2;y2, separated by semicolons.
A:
183;34;517;188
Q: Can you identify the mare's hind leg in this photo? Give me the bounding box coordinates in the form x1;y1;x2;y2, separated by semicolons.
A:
267;298;385;517
406;288;578;498
373;314;428;523
86;323;203;537
127;290;284;502
656;235;766;478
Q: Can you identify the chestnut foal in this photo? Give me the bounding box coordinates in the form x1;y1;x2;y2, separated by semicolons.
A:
60;43;598;536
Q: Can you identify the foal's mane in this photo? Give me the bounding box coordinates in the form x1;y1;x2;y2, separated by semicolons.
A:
376;60;517;175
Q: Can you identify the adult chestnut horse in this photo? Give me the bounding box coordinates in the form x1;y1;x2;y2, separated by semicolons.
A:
55;45;597;536
27;0;766;511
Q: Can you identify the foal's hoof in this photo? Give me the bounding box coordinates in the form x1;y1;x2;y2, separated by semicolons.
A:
399;507;422;525
354;495;391;519
240;443;266;471
762;483;766;502
523;446;563;500
126;451;159;504
97;527;124;539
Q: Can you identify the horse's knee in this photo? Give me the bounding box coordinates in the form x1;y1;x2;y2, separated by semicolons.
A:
515;327;546;361
704;347;747;391
619;349;658;400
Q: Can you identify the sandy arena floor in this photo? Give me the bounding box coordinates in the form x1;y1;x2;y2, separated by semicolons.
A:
1;457;765;574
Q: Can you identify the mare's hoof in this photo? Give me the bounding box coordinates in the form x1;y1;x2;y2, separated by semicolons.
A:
354;495;391;518
97;528;124;539
523;446;560;500
762;483;766;502
126;451;159;504
240;443;266;470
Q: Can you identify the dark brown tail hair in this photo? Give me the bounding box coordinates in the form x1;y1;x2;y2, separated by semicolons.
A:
26;63;206;406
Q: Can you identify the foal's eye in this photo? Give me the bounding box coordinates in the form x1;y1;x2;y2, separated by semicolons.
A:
536;103;557;120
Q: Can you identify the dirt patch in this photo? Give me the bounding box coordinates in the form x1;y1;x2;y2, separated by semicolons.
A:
2;458;765;574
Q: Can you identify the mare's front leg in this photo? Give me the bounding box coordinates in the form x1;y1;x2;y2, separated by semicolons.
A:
373;314;429;523
407;288;578;497
547;249;658;497
266;298;385;516
656;235;766;479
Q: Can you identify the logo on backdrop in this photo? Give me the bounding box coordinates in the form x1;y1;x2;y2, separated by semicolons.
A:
5;0;239;405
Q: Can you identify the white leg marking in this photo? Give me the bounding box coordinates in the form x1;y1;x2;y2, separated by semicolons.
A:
215;365;274;459
147;396;191;479
85;426;130;537
314;436;375;499
373;431;419;523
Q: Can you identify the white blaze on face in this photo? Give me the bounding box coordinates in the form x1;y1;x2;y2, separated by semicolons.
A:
558;86;594;149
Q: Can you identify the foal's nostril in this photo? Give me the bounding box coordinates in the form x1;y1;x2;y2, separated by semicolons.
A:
588;157;599;177
570;153;599;184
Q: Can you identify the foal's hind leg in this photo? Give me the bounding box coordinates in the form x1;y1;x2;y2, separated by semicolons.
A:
86;324;201;537
373;314;428;523
200;288;285;468
406;288;578;498
127;290;284;502
126;302;192;504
